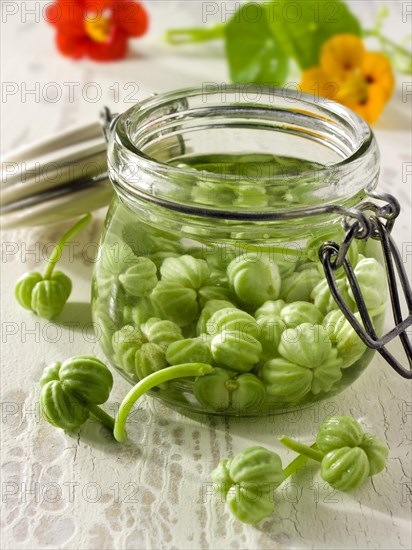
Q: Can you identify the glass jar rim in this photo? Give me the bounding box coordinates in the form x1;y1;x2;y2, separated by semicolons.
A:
108;85;380;218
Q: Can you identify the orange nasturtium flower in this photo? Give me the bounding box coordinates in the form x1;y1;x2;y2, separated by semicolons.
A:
300;34;395;124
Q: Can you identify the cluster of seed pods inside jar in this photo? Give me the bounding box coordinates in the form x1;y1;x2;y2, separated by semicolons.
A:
93;217;388;414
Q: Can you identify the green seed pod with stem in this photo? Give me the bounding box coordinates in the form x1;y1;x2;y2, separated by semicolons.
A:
278;415;388;492
40;356;114;432
15;214;92;319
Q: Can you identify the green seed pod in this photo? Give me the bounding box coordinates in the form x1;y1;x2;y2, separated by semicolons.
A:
112;325;147;373
40;362;61;387
255;300;286;320
123;297;158;326
310;278;354;315
197;285;233;309
194;368;232;410
256;315;285;361
211;459;233;499
310;350;342;394
141;317;183;351
58;356;113;404
196;300;235;335
317;415;364;453
40;380;89;431
193;368;266;411
227;256;281;308
280;301;323;327
211;330;261;372
118;257;158;297
206;307;259;339
260;358;312;401
269;254;296;279
15;271;43;309
360;433;389;476
231;373;266;411
148;251;180;270
348;257;387;309
278;323;332;368
135;343;167;380
151;281;199;327
166;338;212;366
100;242;137;276
321;447;370;491
31;279;70;319
323;310;366;367
280;269;321;303
226;484;275;525
160;255;210;289
229;446;285;486
51;271;72;300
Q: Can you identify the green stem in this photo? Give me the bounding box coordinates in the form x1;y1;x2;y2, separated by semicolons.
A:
88;404;115;432
278;435;324;463
43;213;92;280
165;24;225;45
363;29;412;59
114;363;215;442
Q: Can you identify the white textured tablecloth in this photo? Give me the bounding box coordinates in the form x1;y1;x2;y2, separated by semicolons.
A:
1;2;411;549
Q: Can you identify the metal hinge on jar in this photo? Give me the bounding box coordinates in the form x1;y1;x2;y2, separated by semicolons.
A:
318;191;412;379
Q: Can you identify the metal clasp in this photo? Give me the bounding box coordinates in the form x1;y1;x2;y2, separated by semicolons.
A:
319;191;412;379
100;107;120;144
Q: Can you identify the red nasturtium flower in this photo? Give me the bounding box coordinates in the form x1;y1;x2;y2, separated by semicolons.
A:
46;0;149;61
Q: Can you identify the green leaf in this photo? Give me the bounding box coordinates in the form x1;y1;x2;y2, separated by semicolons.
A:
224;3;288;85
267;0;361;69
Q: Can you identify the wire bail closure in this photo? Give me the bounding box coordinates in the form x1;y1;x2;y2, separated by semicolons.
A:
319;191;412;379
100;107;411;378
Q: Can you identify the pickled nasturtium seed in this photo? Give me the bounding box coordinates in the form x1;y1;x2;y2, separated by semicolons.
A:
227;255;281;308
40;356;114;432
280;301;323;327
193;367;265;411
278;323;334;368
255;299;286;319
211;330;262;373
166;338;212;366
141;318;184;351
112;318;183;373
348;257;387;309
310;277;354;315
260;358;313;401
160;255;210;289
197;285;233;309
118;257;158;297
279;416;389;492
211;446;285;524
213;416;388;525
323;310;367;368
206;307;259;338
196;300;235;335
151;281;199;327
256;315;284;361
15;214;91;319
112;325;147;373
135;343;167;380
280;268;322;303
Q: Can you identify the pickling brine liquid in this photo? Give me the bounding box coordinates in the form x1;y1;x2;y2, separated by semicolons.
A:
92;154;386;416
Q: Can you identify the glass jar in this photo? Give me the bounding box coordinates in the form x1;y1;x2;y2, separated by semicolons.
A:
92;86;388;416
